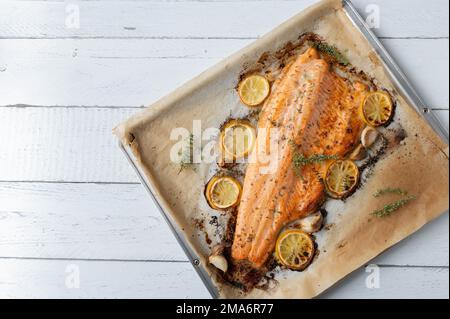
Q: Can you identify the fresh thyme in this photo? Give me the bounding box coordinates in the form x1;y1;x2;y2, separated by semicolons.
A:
312;42;350;66
178;133;196;174
371;195;416;218
373;188;408;198
293;153;339;177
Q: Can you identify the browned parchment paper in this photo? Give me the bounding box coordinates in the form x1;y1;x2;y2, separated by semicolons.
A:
114;0;449;298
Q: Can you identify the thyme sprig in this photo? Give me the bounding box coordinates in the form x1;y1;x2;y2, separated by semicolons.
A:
178;133;196;174
312;42;350;66
371;195;416;218
373;188;408;198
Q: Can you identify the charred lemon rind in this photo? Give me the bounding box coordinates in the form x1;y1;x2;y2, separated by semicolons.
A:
205;176;219;209
205;175;242;210
275;229;315;271
324;159;360;199
360;91;394;127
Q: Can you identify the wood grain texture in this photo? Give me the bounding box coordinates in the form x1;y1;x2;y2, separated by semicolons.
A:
0;0;448;39
0;107;138;182
0;258;211;299
0;0;448;299
0;183;184;261
0;258;447;299
0;108;447;183
0;182;448;266
0;38;448;107
320;266;449;299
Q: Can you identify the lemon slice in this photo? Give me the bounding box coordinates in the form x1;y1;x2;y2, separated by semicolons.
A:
205;176;242;210
360;91;393;127
220;120;256;160
238;75;270;107
275;229;315;270
324;159;360;199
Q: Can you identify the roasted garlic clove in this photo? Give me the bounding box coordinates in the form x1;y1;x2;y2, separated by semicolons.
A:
208;254;228;273
361;126;379;149
299;211;323;233
349;144;367;161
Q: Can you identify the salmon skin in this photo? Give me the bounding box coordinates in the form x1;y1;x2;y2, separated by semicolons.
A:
231;48;367;268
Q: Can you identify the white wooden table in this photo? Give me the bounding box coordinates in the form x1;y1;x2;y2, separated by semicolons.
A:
0;0;448;299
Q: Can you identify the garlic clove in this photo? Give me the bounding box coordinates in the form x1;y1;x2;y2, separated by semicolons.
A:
209;255;228;273
361;126;379;149
299;211;323;234
349;144;367;161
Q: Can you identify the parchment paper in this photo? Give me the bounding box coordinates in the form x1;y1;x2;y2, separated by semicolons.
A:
114;0;449;298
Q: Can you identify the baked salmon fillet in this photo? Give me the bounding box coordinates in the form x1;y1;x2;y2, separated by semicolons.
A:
231;47;368;268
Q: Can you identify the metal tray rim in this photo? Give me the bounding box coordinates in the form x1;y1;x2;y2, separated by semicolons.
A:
119;142;220;298
342;0;449;144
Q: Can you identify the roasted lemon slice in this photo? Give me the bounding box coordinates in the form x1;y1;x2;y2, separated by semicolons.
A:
238;75;270;107
220;120;256;160
275;229;315;270
360;91;393;127
324;159;360;199
205;176;242;210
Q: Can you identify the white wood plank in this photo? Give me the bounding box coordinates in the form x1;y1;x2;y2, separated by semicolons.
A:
0;38;448;107
0;258;211;299
0;183;186;261
0;108;447;183
0;258;447;298
321;266;449;299
0;182;448;266
382;39;449;110
434;109;449;133
0;39;242;107
0;107;138;183
0;0;447;39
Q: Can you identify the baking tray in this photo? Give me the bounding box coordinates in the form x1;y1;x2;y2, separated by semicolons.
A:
119;141;220;298
117;0;449;298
